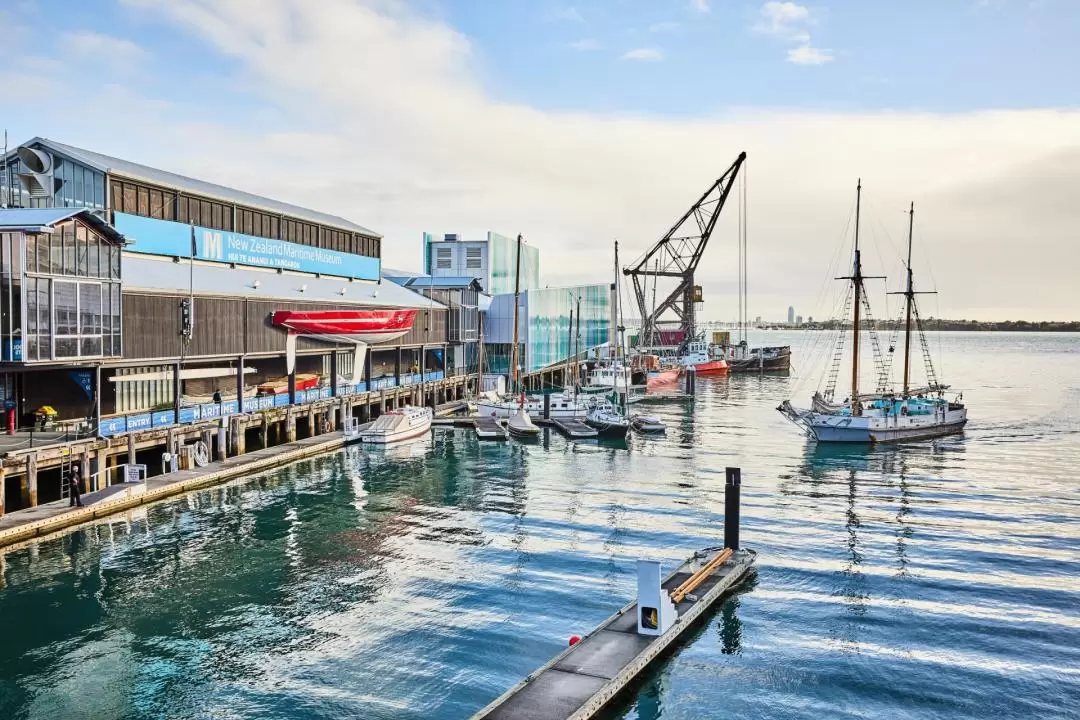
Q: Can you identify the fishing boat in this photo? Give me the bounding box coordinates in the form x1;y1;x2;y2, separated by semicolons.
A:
359;405;433;444
725;344;791;373
631;414;667;434
585;398;631;438
779;184;967;443
680;339;729;375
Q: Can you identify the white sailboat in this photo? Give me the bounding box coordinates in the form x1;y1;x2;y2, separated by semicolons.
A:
780;183;967;443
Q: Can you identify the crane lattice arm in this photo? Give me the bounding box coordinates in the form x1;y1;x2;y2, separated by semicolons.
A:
624;151;746;348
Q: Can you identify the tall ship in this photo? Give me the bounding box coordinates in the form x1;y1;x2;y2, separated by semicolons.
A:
779;182;967;443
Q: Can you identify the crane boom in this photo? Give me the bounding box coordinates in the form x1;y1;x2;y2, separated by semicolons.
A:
624;151;746;348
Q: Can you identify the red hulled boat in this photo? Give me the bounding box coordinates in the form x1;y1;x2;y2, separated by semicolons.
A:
270;309;417;344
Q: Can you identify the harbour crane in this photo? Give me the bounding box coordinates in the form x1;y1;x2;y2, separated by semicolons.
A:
624;151;746;349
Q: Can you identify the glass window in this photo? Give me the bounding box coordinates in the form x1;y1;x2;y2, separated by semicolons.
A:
76;224;89;275
162;191;175;221
88;236;101;278
54;281;78;335
200;201;212;228
149;189;163;218
111;283;122;356
136;186;149;216
81;336;102;356
94;173;105;208
79;283;102;334
212;203;223;230
109;244;120;279
271;216;280;239
55;337;79;358
62;222;77;275
123;183;137;216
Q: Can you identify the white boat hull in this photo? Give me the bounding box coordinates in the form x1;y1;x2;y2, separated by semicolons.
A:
477;396;588;420
800;407;967;443
359;407;433;444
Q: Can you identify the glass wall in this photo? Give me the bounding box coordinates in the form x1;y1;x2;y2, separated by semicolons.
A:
22;219;122;361
0;152;105;210
487;232;540;295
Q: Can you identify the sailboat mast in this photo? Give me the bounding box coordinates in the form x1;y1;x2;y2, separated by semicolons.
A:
850;179;863;416
902;202;915;396
510;233;523;395
612;240;619;363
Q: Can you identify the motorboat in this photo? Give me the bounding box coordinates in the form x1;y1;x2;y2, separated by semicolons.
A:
343;416;365;444
631;414;667;434
359;405;433;444
585;399;631;438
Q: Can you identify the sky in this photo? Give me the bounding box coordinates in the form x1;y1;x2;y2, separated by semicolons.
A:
2;0;1078;321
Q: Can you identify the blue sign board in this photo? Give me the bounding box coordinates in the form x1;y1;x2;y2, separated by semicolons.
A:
152;411;175;427
113;212;380;281
69;371;94;399
179;406;201;424
127;413;153;432
99;417;126;436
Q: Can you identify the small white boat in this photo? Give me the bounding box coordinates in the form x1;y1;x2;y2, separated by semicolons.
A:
507;408;541;438
631;414;667;434
359;406;433;444
343;416;364;444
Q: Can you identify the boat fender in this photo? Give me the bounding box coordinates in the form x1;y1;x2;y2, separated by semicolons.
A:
568;635;582;646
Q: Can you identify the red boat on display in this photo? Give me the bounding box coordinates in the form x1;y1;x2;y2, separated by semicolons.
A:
270;309;417;344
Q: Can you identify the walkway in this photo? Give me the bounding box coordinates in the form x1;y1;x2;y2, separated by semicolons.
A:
0;431;348;550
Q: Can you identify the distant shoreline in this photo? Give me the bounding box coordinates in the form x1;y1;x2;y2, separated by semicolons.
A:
762;321;1080;332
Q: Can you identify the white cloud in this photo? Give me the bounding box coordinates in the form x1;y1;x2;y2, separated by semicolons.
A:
690;0;710;13
621;47;664;62
787;44;832;65
17;0;1080;321
552;6;584;23
753;2;833;65
649;21;681;33
569;38;600;51
62;30;149;65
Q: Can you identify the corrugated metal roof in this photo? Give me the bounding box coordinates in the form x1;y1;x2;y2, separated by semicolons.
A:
122;254;445;310
9;138;380;238
0;207;126;244
385;272;481;290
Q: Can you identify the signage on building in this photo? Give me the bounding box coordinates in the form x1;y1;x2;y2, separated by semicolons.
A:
69;371;94;399
113;212;380;281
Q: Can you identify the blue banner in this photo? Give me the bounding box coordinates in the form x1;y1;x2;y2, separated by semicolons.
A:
127;413;153;432
99;417;126;436
152;410;175;427
114;212;380;281
69;371;94;399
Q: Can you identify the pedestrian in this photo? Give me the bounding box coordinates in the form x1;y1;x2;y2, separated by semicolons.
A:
69;466;84;508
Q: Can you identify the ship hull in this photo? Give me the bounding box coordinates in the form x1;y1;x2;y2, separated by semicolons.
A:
270;309;417;345
804;408;968;444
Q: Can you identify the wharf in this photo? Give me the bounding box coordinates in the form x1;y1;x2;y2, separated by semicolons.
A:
475;416;509;441
473;548;757;720
551;419;598;439
0;432;346;551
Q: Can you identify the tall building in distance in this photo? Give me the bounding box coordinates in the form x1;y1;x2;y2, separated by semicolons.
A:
423;231;540;295
787;306;795;325
796;315;803;326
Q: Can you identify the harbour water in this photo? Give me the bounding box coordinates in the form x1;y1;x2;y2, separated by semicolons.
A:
1;332;1078;719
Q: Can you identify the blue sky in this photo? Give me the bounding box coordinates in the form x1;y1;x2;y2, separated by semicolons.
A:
3;0;1079;319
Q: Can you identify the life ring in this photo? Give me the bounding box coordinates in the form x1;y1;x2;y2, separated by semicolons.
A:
192;440;211;467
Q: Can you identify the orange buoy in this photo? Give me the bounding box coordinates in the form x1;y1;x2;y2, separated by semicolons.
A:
568;635;581;646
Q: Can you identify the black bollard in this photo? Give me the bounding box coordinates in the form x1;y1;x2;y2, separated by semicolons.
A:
544;393;551;420
724;466;741;551
684;366;696;395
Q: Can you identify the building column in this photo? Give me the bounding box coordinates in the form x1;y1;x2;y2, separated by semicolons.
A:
236;356;245;410
94;365;102;434
0;466;6;517
260;414;269;448
330;351;339;397
285;409;297;442
173;361;182;423
27;454;38;507
288;371;297;406
127;433;137;466
80;452;91;495
395;348;402;387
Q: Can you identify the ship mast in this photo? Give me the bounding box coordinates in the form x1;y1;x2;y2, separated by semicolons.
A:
850;179;863;416
510;233;523;397
902;202;914;396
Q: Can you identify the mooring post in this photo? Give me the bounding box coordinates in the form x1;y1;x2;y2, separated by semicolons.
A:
544;393;551;420
724;466;741;551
